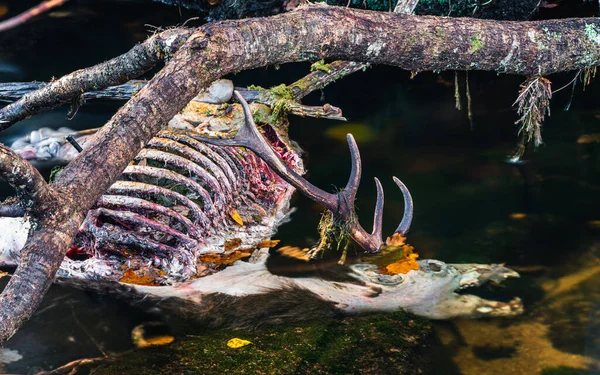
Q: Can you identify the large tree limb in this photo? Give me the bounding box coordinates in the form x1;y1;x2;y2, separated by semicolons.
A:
2;4;600;342
2;7;600;128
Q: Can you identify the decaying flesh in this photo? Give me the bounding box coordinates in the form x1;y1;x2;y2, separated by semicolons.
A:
0;84;523;320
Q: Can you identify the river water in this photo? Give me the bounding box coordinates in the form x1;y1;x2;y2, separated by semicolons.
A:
0;1;599;374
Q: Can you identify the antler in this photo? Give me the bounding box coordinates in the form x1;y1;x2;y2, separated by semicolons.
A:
192;91;413;252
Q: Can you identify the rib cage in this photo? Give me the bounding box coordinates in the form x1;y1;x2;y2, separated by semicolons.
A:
71;129;299;282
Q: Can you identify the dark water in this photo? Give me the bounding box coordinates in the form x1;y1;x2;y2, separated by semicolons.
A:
1;1;599;374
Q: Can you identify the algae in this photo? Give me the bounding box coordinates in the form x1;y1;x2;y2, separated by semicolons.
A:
88;311;431;375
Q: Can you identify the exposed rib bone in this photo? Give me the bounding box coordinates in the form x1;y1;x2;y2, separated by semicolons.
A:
106;181;211;230
84;220;179;257
95;195;200;240
192;91;413;252
94;207;197;247
153;132;238;194
122;165;215;215
134;149;226;211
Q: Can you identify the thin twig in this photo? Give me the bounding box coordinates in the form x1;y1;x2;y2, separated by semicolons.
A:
34;357;106;375
0;0;70;33
69;305;109;358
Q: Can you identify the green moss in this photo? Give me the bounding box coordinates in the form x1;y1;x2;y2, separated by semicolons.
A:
247;84;266;91
268;84;294;100
310;60;332;74
89;311;431;375
469;33;484;53
48;166;65;183
250;105;270;124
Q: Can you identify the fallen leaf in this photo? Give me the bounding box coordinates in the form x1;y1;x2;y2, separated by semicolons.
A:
258;239;280;248
0;271;8;279
385;233;406;247
382;244;420;275
137;335;175;348
199;250;253;266
224;238;242;251
510;212;527;220
120;268;163;286
229;209;244;226
277;246;311;261
227;338;251;348
577;134;600;144
132;325;175;348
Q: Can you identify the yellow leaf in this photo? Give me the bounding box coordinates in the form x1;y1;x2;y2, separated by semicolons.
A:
229;209;244;226
0;271;8;279
227;338;251;348
137;335;175;348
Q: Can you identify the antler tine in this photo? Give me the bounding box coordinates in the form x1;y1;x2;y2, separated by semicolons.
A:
392;176;413;235
342;134;361;203
372;177;384;240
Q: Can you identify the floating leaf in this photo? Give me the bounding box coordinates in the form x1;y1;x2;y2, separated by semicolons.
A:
0;271;7;279
229;209;244;226
227;338;251;348
277;246;311;261
510;212;527;220
132;325;174;348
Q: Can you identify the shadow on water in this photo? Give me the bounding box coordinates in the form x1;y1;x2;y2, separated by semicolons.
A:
0;1;599;374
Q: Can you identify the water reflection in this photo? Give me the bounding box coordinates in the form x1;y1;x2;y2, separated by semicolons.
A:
0;1;599;374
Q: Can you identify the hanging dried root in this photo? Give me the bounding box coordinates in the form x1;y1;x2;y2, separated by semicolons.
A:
454;71;462;111
306;209;352;264
513;76;552;147
582;66;597;90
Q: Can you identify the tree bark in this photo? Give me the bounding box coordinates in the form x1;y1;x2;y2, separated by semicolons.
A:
2;4;600;342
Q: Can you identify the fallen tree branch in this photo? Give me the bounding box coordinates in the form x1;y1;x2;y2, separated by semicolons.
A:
3;4;600;342
3;6;598;129
0;145;55;216
0;80;148;102
0;0;70;33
